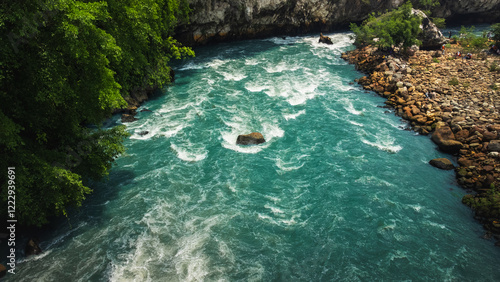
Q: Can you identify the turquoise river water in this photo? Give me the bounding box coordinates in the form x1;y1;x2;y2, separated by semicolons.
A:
8;32;500;281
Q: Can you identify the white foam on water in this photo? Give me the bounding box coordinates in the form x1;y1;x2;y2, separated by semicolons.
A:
109;232;163;282
264;195;281;203
410;205;423;212
361;132;402;154
388;250;409;261
341;98;364;116
354;175;394;187
177;61;204;71
426;221;448;230
274;157;305;172
263;79;319;106
283;109;306;121
217;239;236;265
110;208;227;282
265;36;299;45
17;221;88;265
265;204;285;215
244;58;260;65
263;61;300;73
171;143;208;162
244;81;269;92
304;33;355;58
218;71;247;81
348;120;364;127
205;58;227;69
221;116;284;154
280;216;298;226
257;213;275;223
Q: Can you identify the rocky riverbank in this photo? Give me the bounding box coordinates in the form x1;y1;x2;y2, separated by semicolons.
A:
342;45;500;244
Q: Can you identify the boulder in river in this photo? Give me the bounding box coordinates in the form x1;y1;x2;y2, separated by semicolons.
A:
138;131;149;136
429;158;455;170
319;33;333;45
25;238;42;257
236;132;266;145
121;114;138;123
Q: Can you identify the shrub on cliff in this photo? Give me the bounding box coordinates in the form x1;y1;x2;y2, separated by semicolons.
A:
0;0;193;226
350;1;421;51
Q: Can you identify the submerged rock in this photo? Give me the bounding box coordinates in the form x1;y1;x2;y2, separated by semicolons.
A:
138;131;149;136
25;238;42;257
121;114;138;123
319;33;333;45
429;158;455;170
236;132;266;145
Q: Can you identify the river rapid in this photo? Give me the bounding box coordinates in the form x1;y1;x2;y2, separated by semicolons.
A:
9;32;500;281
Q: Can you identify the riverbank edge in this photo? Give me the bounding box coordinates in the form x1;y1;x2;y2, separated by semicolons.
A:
341;46;500;245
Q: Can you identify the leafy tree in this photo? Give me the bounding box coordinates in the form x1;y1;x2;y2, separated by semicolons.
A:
0;0;192;226
412;0;440;16
350;2;422;51
457;26;489;53
490;23;500;44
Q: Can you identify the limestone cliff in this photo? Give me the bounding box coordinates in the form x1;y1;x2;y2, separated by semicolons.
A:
175;0;404;45
435;0;500;23
175;0;500;46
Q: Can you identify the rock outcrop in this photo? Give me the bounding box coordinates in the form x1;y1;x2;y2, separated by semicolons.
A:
236;132;266;145
175;0;500;46
412;9;446;50
429;158;455;170
121;114;138;123
25;238;42;257
434;0;500;23
319;33;333;45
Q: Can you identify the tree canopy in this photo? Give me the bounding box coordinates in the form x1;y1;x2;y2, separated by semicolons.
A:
350;2;422;51
0;0;193;226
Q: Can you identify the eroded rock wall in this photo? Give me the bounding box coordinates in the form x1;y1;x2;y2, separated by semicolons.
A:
436;0;500;23
175;0;500;46
175;0;404;45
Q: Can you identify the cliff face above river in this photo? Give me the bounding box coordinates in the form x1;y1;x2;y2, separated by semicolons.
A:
175;0;500;46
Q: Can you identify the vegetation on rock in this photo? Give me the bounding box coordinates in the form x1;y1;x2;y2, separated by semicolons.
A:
350;2;422;51
0;0;193;226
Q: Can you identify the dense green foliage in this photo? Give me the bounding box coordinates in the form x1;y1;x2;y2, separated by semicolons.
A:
411;0;440;16
350;2;422;51
491;23;500;44
0;0;192;226
410;0;445;28
453;26;489;53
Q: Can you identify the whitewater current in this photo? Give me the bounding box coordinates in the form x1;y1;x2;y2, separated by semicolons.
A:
6;33;500;281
